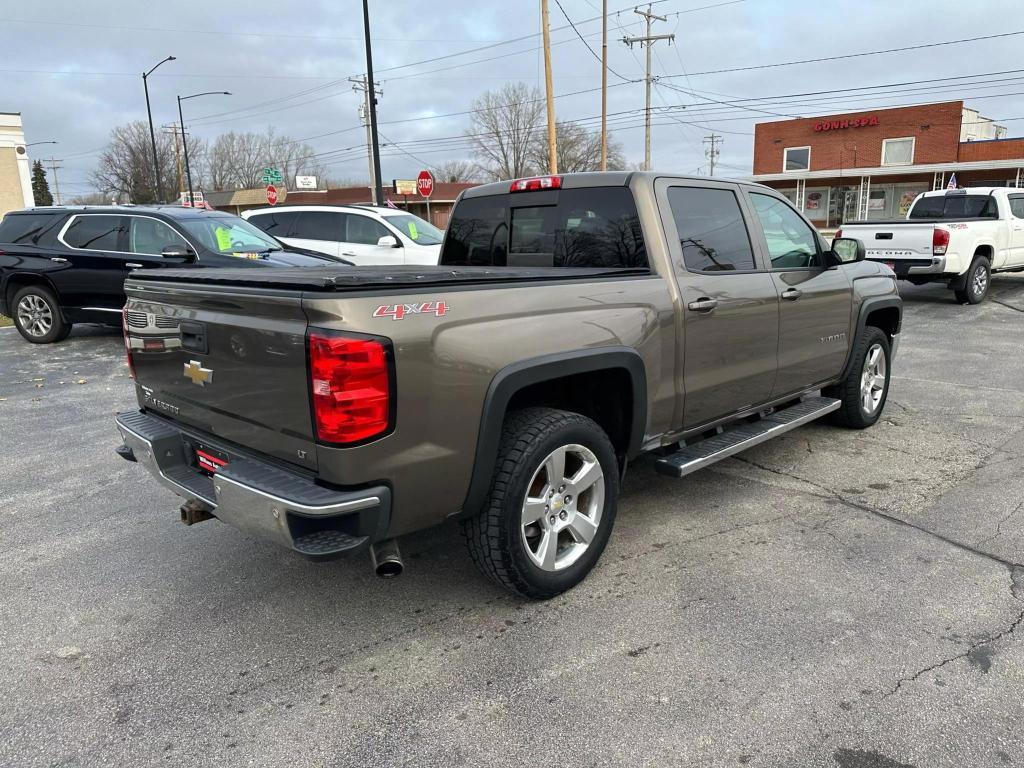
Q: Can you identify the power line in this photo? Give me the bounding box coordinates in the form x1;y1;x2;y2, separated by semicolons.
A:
553;0;631;82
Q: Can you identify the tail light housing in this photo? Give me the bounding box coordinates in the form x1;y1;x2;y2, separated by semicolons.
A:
834;229;842;239
932;228;950;256
122;306;135;379
510;175;562;192
308;331;393;445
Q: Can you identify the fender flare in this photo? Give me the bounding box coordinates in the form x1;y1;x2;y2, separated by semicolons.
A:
949;247;992;290
838;296;902;382
458;347;647;518
1;272;64;318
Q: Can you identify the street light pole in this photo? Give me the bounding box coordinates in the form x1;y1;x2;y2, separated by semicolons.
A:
177;91;230;206
143;56;175;203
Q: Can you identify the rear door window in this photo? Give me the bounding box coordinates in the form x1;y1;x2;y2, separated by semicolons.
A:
61;215;127;251
667;187;756;272
441;186;647;268
248;210;299;237
0;213;64;246
292;211;345;241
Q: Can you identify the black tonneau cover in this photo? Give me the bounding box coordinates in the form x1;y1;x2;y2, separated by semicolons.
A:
844;218;993;226
129;264;651;291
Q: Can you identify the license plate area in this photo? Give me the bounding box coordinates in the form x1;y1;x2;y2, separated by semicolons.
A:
185;438;230;475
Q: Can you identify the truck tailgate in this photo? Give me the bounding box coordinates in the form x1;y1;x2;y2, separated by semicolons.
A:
124;280;317;471
842;222;935;262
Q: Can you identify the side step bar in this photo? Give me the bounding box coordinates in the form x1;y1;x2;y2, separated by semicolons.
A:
654;396;841;478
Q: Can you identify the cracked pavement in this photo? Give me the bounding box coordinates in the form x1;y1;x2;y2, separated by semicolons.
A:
2;276;1024;767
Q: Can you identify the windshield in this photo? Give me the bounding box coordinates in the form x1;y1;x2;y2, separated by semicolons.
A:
180;215;282;256
382;213;444;245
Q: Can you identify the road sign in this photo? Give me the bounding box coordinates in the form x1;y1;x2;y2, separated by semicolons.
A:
394;179;417;196
262;167;283;185
266;184;278;206
417;170;434;198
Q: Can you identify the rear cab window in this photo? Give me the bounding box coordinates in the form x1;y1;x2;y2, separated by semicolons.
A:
440;186;648;269
909;193;999;219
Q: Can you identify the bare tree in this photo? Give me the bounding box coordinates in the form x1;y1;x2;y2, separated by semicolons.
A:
531;121;626;173
91;121;178;204
466;82;544;181
207;128;326;191
433;159;480;183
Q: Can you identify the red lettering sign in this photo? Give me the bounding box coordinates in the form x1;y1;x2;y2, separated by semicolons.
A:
813;115;879;132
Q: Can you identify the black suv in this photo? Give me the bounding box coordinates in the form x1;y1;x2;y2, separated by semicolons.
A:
0;206;343;343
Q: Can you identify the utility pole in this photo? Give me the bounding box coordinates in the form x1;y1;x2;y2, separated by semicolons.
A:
623;5;674;171
47;158;62;205
540;0;558;174
703;134;722;176
163;125;185;200
361;0;384;207
600;0;608;171
349;75;383;204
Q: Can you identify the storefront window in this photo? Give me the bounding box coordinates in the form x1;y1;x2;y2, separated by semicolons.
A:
784;147;810;172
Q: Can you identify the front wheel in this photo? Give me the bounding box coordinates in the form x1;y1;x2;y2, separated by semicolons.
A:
954;256;991;305
824;327;891;429
462;407;619;599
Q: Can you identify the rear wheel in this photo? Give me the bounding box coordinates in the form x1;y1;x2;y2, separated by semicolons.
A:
824;326;890;429
462;407;619;599
12;285;70;344
954;255;990;304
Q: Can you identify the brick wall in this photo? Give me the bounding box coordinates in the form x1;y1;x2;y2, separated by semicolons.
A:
753;101;964;174
958;137;1024;162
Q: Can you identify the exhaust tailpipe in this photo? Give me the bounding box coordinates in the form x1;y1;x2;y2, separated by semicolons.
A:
370;538;403;578
180;499;215;526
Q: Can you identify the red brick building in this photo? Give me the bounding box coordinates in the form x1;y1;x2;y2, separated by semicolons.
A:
748;101;1024;230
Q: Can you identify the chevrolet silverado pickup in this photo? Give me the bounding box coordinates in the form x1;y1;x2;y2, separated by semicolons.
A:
115;172;902;599
839;187;1024;304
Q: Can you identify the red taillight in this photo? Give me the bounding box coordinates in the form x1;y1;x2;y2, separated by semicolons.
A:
308;332;392;445
510;175;562;192
932;228;950;256
122;306;135;379
834;229;842;239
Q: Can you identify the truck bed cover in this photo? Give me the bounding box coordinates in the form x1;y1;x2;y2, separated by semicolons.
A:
129;265;651;292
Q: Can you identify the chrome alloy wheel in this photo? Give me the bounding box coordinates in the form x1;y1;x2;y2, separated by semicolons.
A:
860;343;887;416
972;264;989;298
520;443;605;572
16;294;53;338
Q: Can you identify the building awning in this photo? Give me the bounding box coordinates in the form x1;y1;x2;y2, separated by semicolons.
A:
747;157;1024;183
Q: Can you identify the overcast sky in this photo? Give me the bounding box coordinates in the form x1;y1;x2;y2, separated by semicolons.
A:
4;0;1023;197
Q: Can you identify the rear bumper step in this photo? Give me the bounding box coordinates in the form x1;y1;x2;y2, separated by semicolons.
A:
115;410;390;560
655;396;840;478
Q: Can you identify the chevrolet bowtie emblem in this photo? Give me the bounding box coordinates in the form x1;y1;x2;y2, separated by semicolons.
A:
183;360;213;386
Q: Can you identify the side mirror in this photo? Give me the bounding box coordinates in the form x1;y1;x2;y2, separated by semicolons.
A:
830;236;865;265
377;235;400;249
160;244;196;263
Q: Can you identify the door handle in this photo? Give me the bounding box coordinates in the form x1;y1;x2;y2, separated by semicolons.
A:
687;297;718;312
781;288;803;301
125;262;143;269
49;257;68;264
342;252;357;257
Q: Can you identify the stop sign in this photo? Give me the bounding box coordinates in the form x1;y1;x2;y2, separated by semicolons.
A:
266;184;278;206
417;170;434;198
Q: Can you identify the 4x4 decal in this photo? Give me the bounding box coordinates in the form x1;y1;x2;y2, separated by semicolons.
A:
373;301;448;321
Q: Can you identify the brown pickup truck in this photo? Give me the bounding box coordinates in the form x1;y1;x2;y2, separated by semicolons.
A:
115;172;901;598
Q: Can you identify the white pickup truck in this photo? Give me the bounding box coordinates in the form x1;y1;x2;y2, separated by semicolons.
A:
839;187;1024;304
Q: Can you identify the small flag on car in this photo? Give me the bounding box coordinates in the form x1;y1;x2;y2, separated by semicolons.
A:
385;197;398;209
947;173;958;190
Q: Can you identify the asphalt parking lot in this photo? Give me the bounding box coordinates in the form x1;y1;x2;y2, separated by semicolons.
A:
2;278;1024;768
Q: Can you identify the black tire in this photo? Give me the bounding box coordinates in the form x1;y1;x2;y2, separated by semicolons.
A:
954;255;991;305
824;326;891;429
462;407;619;599
11;285;70;344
